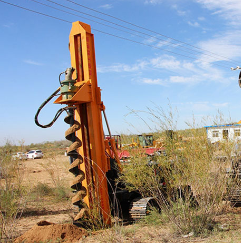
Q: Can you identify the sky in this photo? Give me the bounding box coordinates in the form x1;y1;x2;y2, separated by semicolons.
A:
1;0;241;146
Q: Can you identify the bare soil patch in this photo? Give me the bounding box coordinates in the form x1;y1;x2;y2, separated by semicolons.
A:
20;155;73;187
14;221;88;243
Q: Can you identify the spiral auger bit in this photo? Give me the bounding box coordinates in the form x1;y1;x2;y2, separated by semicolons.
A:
64;109;88;218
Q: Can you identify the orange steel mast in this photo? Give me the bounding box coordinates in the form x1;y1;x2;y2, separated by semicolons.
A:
54;21;111;224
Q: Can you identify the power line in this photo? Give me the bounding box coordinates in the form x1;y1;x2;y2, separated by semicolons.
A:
30;0;217;61
45;0;238;64
0;0;235;69
29;0;156;41
26;1;183;77
93;29;231;69
2;0;237;66
64;0;240;64
46;0;186;50
0;0;71;24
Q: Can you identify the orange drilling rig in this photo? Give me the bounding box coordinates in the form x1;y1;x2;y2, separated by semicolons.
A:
35;21;156;225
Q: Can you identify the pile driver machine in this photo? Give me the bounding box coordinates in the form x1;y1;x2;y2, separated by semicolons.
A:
35;21;156;225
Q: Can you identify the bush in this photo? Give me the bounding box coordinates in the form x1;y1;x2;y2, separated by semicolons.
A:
31;182;53;197
53;185;70;201
122;109;233;236
31;182;70;203
0;141;27;240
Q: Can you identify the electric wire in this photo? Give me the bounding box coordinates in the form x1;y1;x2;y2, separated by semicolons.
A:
0;0;188;63
0;0;71;23
0;0;236;69
45;0;237;64
30;0;158;40
93;28;232;68
64;0;240;64
29;0;222;62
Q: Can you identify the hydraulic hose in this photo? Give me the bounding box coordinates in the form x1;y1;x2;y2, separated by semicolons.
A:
35;87;68;128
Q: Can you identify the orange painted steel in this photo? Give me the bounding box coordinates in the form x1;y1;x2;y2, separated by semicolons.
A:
55;21;111;224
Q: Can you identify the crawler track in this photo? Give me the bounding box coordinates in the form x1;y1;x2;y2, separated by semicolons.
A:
129;197;157;220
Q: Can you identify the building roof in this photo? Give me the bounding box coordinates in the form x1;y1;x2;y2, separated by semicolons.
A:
204;124;241;128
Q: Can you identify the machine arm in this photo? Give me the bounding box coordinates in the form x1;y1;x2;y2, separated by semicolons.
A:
54;21;115;225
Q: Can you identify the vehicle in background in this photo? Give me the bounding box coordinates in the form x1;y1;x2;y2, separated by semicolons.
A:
12;152;28;160
27;150;43;159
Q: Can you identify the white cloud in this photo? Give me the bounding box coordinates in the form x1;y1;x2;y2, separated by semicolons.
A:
177;10;187;16
144;36;157;44
170;75;199;84
195;0;241;25
182;62;196;71
144;0;162;4
146;53;233;85
143;37;180;49
156;39;173;48
140;73;205;86
198;16;206;21
197;30;241;64
150;55;181;69
99;4;113;9
98;55;182;74
23;60;43;66
97;50;234;86
171;4;188;16
213;102;229;107
142;78;166;85
187;21;200;27
97;61;148;73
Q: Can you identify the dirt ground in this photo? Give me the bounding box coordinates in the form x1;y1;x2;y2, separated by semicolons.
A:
20;154;73;187
7;155;78;241
7;155;241;243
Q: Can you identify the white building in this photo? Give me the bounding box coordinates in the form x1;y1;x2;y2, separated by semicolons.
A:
205;124;241;143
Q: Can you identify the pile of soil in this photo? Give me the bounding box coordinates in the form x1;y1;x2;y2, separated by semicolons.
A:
14;221;88;243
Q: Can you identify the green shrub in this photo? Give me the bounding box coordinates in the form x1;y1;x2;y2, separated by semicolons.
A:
53;185;70;201
31;182;70;203
32;182;53;197
122;108;233;236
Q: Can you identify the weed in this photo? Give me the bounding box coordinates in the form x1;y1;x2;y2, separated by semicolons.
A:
53;185;70;201
140;207;166;225
122;107;235;236
0;141;27;240
30;182;70;204
31;182;53;197
39;155;71;202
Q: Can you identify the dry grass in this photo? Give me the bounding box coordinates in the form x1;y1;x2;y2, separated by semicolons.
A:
121;107;240;237
1;109;241;242
79;207;241;243
0;142;74;241
121;129;234;236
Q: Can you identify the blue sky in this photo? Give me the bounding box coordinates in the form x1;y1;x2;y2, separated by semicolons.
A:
1;0;241;145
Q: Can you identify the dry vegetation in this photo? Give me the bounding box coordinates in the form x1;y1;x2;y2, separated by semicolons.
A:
122;129;233;236
0;141;74;241
1;118;241;242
